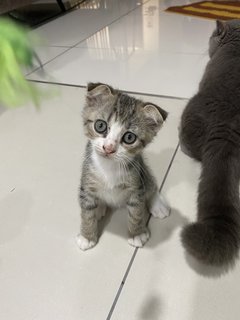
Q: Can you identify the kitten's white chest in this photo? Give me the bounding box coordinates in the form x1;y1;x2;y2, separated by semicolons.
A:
98;187;129;208
92;152;129;207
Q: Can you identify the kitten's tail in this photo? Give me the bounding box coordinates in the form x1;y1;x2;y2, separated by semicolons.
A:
181;144;240;267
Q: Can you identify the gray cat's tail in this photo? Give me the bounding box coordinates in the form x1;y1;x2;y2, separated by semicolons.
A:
181;144;240;267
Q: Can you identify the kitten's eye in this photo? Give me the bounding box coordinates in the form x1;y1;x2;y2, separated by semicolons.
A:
122;132;137;145
94;120;107;134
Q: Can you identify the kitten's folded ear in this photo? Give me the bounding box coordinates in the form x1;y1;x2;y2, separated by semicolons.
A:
86;83;115;107
87;83;114;97
143;104;168;133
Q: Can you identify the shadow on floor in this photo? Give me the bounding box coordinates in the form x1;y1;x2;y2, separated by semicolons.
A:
138;294;163;320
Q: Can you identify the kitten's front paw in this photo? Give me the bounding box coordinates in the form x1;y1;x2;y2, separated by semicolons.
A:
76;234;97;251
128;230;150;248
150;194;171;219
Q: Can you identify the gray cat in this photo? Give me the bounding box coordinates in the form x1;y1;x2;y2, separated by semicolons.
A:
76;83;170;250
179;20;240;267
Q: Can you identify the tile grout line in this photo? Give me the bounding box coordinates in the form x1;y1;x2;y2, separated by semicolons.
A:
105;143;180;320
106;247;138;320
28;79;188;101
26;48;73;77
26;0;152;77
159;143;180;193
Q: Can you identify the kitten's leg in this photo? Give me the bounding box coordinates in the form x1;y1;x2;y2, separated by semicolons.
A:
76;189;100;251
127;202;150;248
149;192;171;219
76;208;98;251
77;203;108;250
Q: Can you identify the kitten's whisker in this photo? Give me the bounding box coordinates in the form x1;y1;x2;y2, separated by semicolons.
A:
115;155;128;183
122;154;146;189
121;158;129;183
122;154;148;177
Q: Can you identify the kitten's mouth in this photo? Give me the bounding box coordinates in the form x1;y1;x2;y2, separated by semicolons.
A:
96;149;115;159
102;153;115;159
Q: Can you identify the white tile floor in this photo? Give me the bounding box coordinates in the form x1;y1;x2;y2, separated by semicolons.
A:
28;0;214;98
1;1;240;319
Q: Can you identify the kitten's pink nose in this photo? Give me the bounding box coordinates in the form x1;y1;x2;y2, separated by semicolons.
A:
103;143;116;154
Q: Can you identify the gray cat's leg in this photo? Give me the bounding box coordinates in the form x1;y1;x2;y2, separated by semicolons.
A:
178;110;205;161
178;126;195;158
127;200;150;248
179;141;194;158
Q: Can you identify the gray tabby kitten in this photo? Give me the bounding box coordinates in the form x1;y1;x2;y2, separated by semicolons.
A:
179;20;240;267
76;83;170;250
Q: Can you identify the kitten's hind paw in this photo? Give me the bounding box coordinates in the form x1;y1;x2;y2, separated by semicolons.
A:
150;193;171;219
96;203;107;221
128;230;150;248
76;234;97;251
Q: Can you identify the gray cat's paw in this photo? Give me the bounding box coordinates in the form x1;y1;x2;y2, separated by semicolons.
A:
128;230;150;248
150;193;171;219
76;234;97;251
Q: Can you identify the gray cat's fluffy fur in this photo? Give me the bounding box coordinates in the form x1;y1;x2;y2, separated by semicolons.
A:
179;20;240;267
